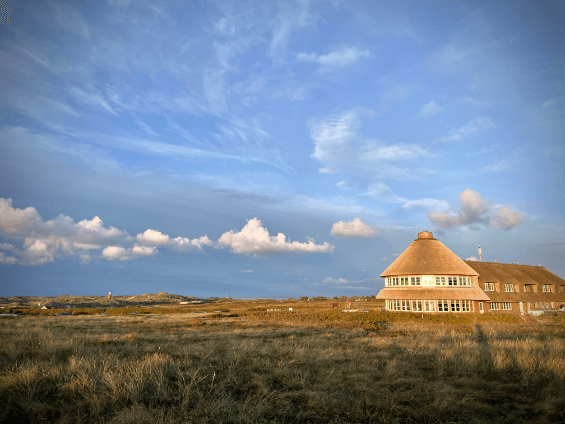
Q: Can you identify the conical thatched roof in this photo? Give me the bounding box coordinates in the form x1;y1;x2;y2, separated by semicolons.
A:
380;232;479;277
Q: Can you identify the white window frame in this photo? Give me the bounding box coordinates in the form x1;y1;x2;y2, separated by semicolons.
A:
542;284;552;293
504;284;514;293
412;300;422;312
450;300;460;312
484;282;494;291
438;299;449;312
435;276;447;286
490;302;500;310
424;300;436;312
501;302;512;310
392;299;400;311
461;300;470;312
400;300;410;311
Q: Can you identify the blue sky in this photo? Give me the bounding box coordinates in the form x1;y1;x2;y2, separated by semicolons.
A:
1;0;564;298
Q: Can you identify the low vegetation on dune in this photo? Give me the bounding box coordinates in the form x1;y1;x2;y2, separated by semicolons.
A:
0;302;564;423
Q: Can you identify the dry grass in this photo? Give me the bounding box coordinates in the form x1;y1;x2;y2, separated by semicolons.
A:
1;311;564;423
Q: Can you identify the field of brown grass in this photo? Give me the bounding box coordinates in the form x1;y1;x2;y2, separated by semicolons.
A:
1;301;564;423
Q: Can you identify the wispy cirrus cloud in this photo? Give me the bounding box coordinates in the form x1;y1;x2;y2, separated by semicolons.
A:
296;47;371;73
433;117;495;144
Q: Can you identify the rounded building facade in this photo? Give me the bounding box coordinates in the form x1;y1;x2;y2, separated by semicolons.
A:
376;231;489;313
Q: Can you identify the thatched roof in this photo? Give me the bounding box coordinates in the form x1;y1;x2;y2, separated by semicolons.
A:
376;287;490;301
380;232;479;277
464;261;565;286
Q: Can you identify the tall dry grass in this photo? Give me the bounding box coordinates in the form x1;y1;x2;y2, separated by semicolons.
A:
0;313;564;423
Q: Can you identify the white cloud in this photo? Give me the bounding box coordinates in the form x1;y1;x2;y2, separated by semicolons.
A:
0;252;18;264
428;189;525;230
428;189;489;228
489;206;524;230
365;182;408;203
323;277;348;284
101;246;130;261
466;256;477;261
433;117;495;144
218;218;334;255
136;229;212;252
268;0;312;59
309;109;431;181
402;198;449;211
0;198;212;265
101;244;158;261
136;229;171;246
68;87;118;115
52;2;90;39
380;84;415;112
296;47;370;73
331;218;379;238
239;269;254;273
419;101;442;118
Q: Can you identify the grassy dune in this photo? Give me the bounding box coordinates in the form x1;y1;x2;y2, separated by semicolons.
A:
1;310;564;423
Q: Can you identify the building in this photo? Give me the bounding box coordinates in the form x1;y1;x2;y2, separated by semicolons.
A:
464;261;565;314
376;231;565;314
376;231;488;313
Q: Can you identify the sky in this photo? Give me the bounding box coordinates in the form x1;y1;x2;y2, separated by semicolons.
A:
1;0;564;298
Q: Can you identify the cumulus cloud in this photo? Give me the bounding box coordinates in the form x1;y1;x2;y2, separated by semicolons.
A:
433;117;495;144
218;218;334;255
428;189;489;228
419;101;442;118
0;198;211;265
136;229;212;252
296;47;370;73
428;189;525;230
489;206;524;230
323;277;348;284
331;218;379;238
101;244;158;261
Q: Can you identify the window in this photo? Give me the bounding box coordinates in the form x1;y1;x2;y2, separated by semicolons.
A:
401;300;410;311
392;299;400;311
543;285;553;293
435;276;446;286
561;285;565;293
410;277;421;286
484;282;495;291
412;300;422;312
551;302;555;308
504;284;514;293
448;276;457;286
479;302;483;312
524;284;535;293
459;277;468;287
502;302;512;310
450;300;460;312
490;302;500;310
461;300;470;312
424;300;436;312
438;300;449;312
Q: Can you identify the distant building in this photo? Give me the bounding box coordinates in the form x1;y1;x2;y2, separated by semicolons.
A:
376;231;565;314
344;300;352;309
464;261;565;314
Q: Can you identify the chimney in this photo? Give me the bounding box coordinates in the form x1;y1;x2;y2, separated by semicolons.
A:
494;259;497;263
418;231;433;239
108;291;112;299
516;261;519;265
538;262;541;266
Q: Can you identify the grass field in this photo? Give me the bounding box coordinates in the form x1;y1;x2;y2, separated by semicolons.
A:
1;301;564;423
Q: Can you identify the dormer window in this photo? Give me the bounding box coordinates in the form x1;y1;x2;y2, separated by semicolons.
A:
435;276;446;286
484;282;495;291
542;285;553;293
504;284;514;292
